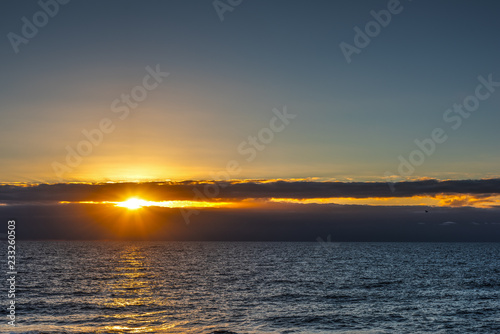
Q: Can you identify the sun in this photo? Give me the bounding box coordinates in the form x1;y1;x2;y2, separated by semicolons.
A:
110;198;235;210
116;198;146;210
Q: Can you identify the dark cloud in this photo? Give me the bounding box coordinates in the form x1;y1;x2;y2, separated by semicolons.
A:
0;178;499;203
1;179;499;241
1;202;499;241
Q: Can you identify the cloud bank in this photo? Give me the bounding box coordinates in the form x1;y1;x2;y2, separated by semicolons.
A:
1;178;500;203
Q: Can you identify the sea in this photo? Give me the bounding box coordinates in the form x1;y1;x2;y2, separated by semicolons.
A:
1;241;499;333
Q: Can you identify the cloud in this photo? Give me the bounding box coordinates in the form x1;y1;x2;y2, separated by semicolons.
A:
1;202;499;241
1;180;498;241
1;178;500;204
440;221;457;226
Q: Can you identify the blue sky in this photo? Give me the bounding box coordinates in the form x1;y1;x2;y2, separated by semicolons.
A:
1;0;499;182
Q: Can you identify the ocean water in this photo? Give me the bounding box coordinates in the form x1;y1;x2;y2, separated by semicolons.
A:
1;241;499;333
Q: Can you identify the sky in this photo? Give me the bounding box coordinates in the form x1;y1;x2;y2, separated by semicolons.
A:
0;0;499;240
1;0;500;183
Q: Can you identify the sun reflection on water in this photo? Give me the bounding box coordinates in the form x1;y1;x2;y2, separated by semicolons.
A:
98;245;181;333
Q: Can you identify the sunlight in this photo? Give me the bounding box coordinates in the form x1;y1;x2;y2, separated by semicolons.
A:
116;198;147;210
60;199;237;209
113;199;235;209
268;194;500;208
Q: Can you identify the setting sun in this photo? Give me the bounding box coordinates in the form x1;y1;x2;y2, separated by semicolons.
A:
116;198;147;210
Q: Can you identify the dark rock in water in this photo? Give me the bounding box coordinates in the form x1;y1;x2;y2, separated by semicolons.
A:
208;331;239;334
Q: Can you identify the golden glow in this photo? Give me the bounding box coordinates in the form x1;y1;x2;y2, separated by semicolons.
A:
98;246;184;333
58;194;500;209
116;198;146;210
434;194;500;208
269;196;439;206
269;194;500;208
113;198;235;209
59;200;235;208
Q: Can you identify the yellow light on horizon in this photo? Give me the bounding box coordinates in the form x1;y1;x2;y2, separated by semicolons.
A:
66;198;237;209
115;198;147;210
268;194;500;208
